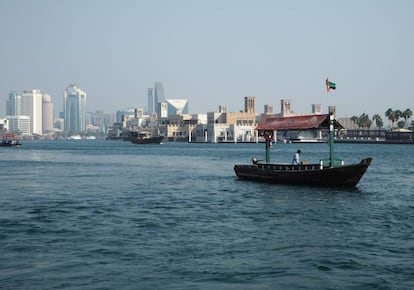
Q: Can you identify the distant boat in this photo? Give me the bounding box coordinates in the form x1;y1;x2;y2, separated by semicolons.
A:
234;114;372;187
1;132;22;147
131;131;163;145
68;135;82;140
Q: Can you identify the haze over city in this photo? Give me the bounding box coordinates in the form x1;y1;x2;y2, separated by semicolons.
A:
1;0;413;118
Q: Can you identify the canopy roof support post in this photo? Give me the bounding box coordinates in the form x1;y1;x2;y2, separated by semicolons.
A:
265;139;270;163
261;130;273;163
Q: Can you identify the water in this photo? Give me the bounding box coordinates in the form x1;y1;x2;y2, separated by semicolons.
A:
0;140;413;289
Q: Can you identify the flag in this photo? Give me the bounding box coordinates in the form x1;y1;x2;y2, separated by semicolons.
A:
326;78;336;92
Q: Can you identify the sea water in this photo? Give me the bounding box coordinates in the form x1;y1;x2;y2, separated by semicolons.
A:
0;140;413;289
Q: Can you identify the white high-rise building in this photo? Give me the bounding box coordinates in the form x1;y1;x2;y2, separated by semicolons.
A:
6;90;54;136
64;84;87;136
42;94;54;133
21;90;43;135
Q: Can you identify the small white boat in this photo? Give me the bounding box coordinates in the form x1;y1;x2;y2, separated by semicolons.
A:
68;135;82;140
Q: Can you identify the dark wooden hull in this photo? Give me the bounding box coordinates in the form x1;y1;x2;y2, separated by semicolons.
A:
131;136;163;144
0;141;22;147
234;157;372;187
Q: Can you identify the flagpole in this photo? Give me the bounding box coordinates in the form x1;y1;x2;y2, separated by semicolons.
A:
326;78;331;166
325;78;336;167
325;78;330;114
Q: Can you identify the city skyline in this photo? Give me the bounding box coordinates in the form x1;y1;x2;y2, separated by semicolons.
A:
1;0;413;118
3;83;412;121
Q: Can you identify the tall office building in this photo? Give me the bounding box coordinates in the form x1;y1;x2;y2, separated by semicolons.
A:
147;81;165;117
20;90;43;135
6;91;21;116
154;81;165;103
64;84;87;136
6;90;48;135
42;94;54;133
147;87;154;114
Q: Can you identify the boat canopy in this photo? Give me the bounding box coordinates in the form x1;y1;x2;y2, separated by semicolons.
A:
255;114;344;132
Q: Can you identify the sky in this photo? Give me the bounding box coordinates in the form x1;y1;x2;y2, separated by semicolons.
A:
0;0;413;119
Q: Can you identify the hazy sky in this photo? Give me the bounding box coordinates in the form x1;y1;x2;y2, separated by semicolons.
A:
1;0;413;118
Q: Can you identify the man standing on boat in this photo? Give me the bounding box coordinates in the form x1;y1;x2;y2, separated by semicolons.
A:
292;149;301;165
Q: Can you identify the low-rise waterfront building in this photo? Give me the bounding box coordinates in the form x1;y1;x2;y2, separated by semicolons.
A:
200;96;257;143
5;115;31;136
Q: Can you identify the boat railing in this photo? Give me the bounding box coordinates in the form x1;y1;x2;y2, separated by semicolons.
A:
257;163;321;171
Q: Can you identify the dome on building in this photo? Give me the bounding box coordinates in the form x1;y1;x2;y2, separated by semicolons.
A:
42;94;52;103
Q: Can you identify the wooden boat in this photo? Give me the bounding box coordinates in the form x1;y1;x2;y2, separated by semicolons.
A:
131;131;163;145
234;114;372;187
1;132;22;147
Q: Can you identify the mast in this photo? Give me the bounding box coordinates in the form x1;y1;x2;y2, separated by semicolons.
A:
329;113;335;167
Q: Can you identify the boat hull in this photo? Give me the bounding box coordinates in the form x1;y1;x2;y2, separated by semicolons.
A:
0;141;22;147
131;136;163;144
234;157;372;187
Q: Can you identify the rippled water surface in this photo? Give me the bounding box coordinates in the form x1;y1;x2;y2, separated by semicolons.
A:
1;140;413;289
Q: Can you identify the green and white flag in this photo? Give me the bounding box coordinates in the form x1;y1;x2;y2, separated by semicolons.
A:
326;78;336;92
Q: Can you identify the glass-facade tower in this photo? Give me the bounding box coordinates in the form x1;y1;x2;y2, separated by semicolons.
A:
64;84;87;136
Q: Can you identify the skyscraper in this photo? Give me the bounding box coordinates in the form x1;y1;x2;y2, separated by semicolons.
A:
154;82;165;103
147;81;165;117
64;84;87;136
147;87;154;114
6;91;21;116
154;81;165;105
42;94;54;133
21;90;43;135
6;90;49;135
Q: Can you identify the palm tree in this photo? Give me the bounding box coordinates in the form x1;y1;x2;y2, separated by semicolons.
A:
401;109;413;128
397;120;405;129
395;110;402;123
372;114;383;130
350;116;359;128
358;113;371;129
385;108;393;128
385;108;398;129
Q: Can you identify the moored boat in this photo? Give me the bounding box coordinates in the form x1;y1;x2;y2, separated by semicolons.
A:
1;132;22;147
234;114;372;187
131;131;163;144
